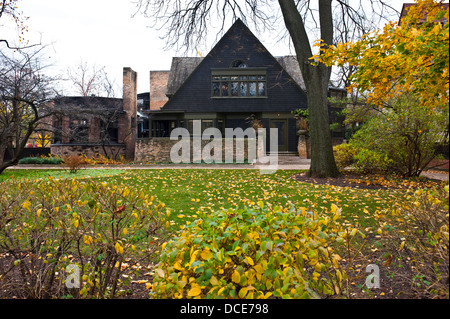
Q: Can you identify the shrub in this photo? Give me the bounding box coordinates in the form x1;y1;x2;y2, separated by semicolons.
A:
80;154;126;165
62;155;85;173
0;178;168;298
19;157;44;164
353;149;393;174
333;143;358;170
151;202;364;299
377;185;449;298
19;156;63;165
349;94;448;177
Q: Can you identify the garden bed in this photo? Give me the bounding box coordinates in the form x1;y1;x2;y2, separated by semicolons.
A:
0;169;448;299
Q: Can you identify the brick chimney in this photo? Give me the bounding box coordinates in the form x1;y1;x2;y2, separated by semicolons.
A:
122;67;137;161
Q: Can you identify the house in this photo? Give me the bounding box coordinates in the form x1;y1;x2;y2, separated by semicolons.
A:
138;18;344;161
50;96;128;160
50;68;138;161
49;19;345;163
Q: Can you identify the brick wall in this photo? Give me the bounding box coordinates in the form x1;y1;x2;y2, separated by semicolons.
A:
122;67;137;160
149;71;169;110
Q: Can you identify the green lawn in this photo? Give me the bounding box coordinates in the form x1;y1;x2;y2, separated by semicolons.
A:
0;168;433;231
2;168;444;233
91;169;424;231
0;168;125;182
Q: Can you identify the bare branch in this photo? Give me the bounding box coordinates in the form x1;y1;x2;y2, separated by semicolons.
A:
0;46;59;172
133;0;274;53
65;60;119;97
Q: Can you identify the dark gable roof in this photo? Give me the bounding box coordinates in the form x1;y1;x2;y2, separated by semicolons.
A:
166;57;203;98
160;18;307;113
165;55;305;98
275;56;306;91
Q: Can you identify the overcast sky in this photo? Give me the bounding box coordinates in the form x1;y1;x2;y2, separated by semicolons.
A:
4;0;408;96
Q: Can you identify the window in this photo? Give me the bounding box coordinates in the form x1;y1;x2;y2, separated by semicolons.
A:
187;119;219;136
202;120;214;132
101;120;119;143
211;68;267;98
70;118;89;143
231;60;247;68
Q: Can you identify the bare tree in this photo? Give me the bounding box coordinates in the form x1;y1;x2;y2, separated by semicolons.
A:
66;60;119;98
134;0;397;177
0;0;41;50
0;47;58;173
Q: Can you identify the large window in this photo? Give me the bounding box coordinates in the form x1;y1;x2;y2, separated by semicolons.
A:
211;68;267;98
69;118;89;143
187;119;216;135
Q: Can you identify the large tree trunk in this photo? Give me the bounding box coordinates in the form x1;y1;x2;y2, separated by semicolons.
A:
278;0;339;177
306;71;339;177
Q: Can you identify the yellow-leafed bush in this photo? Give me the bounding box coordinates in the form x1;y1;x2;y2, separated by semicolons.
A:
151;202;363;299
378;185;449;298
333;143;358;170
0;178;168;298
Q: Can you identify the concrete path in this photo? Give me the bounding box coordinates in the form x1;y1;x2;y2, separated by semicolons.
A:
421;171;449;181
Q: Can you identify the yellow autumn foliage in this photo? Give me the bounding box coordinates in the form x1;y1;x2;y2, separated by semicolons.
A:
151;203;363;299
314;0;449;110
0;178;168;299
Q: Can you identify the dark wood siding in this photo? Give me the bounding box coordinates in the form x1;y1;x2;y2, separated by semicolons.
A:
225;119;249;131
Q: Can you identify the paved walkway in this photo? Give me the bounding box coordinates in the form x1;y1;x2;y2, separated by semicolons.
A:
421;171;449;181
6;156;448;181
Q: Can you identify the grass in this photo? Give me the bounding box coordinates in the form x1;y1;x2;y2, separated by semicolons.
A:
2;167;445;231
100;169;423;232
0;168;125;182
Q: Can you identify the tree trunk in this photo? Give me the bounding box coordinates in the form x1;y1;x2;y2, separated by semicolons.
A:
306;72;340;177
278;0;339;177
0;120;37;175
0;145;8;175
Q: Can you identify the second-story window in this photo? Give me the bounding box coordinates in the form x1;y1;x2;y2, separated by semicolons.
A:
211;67;267;98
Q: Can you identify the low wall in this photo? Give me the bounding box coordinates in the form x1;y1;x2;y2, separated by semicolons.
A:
51;144;126;159
135;137;263;163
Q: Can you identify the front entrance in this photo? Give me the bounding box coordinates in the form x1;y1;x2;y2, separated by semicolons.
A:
269;119;288;152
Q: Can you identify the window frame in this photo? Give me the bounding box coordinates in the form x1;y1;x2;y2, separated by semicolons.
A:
211;68;267;98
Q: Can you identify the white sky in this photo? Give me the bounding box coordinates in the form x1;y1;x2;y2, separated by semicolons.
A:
2;0;408;96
